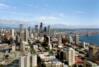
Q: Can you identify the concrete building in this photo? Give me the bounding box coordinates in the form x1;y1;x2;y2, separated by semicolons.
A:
63;47;76;66
69;35;74;43
44;61;52;67
48;36;52;50
20;24;25;41
75;34;80;45
26;53;31;67
83;42;89;50
20;53;31;67
58;35;63;48
68;47;76;66
47;25;50;35
11;43;16;52
32;54;37;67
52;59;64;67
20;56;26;67
35;25;39;33
24;28;29;41
40;22;43;33
11;29;15;40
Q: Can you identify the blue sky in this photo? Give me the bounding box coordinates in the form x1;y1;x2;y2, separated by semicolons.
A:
0;0;99;28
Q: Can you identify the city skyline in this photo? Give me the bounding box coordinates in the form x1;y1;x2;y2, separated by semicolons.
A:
0;0;99;28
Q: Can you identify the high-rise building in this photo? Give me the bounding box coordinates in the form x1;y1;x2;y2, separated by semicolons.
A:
35;25;38;33
26;53;31;67
58;35;63;48
48;36;52;50
69;35;73;43
47;25;50;35
11;42;16;52
68;48;76;66
63;47;76;66
32;54;37;67
20;56;26;67
24;28;29;41
75;34;80;45
20;24;24;31
44;26;47;33
11;29;15;40
43;26;47;35
40;22;43;33
19;24;24;41
28;27;32;38
20;53;31;67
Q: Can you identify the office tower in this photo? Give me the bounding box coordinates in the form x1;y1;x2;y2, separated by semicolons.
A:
63;47;76;66
34;25;39;38
20;40;25;52
44;26;47;32
28;27;32;38
48;36;52;50
24;28;29;41
35;25;38;33
40;22;43;33
47;25;50;35
58;35;63;48
19;24;24;41
16;35;21;44
32;54;37;67
11;29;15;40
20;24;23;31
43;26;47;35
68;48;76;66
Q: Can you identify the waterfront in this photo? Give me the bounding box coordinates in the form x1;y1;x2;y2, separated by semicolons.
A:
80;34;99;46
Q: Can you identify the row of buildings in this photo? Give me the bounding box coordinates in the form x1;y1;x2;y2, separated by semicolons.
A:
0;22;98;67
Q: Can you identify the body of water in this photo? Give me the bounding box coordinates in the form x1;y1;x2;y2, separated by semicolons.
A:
80;35;99;46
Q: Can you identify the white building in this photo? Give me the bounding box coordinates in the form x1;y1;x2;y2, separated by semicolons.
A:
68;48;76;66
58;35;63;48
32;54;37;67
20;53;31;67
11;44;16;52
20;56;26;67
24;28;29;42
63;47;76;66
75;34;80;45
52;59;64;67
11;29;15;40
83;42;89;50
48;36;52;50
69;35;74;43
26;53;31;67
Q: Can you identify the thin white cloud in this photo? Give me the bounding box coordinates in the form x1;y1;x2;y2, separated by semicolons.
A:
75;10;85;14
0;3;9;8
37;16;58;21
33;16;66;25
59;13;65;17
0;3;16;10
0;19;30;24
